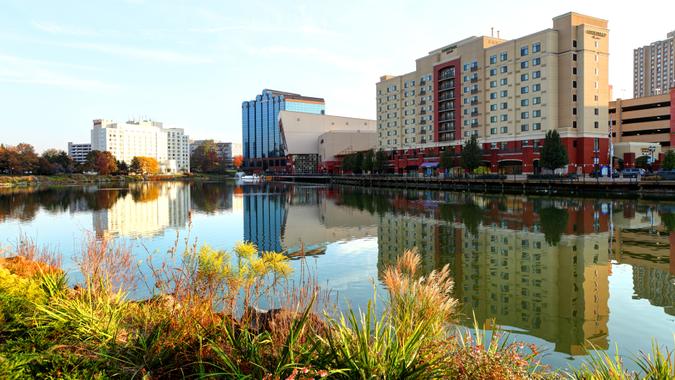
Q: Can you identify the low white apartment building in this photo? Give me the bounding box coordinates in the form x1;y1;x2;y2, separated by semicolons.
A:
67;142;91;163
90;119;189;173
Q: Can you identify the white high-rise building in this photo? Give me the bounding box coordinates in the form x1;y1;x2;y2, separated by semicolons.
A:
90;119;190;173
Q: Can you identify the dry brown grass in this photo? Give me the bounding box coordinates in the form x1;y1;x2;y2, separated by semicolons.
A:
76;233;134;295
0;235;61;276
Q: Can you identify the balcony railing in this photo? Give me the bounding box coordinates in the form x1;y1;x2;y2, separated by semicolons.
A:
470;99;479;105
471;88;479;94
471;77;478;83
470;65;479;72
471;111;480;117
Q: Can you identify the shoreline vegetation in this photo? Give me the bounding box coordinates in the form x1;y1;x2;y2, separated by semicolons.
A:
0;173;235;188
0;236;673;379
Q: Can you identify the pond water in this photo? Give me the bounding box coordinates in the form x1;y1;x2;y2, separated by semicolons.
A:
0;181;673;370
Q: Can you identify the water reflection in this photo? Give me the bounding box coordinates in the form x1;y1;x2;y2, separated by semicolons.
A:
0;182;673;361
242;185;673;356
242;184;377;254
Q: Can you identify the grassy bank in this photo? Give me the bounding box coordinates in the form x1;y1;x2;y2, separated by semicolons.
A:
0;173;232;188
0;237;673;379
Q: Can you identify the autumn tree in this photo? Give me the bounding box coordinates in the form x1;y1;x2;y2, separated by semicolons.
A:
233;155;243;169
86;150;118;175
130;156;159;175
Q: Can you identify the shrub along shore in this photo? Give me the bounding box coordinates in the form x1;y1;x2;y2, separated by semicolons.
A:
0;173;234;188
0;236;673;379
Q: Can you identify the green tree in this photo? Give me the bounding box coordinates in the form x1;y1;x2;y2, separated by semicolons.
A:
661;150;675;170
190;141;220;173
363;150;374;173
540;130;569;172
461;135;482;172
374;149;387;173
539;206;569;246
440;149;454;173
354;152;364;174
42;149;74;173
116;160;129;175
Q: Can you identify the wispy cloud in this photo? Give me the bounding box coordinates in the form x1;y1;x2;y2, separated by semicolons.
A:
189;23;338;37
246;45;380;73
61;42;214;64
0;54;121;91
32;21;103;37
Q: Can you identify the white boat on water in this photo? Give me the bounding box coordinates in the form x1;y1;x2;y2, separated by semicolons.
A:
235;172;262;184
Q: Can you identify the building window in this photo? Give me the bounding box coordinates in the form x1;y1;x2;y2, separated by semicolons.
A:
573;40;577;48
533;57;541;66
490;92;497;99
501;90;508;97
490;104;498;111
500;78;508;85
521;124;529;131
532;96;541;104
501;102;508;110
521;73;529;81
521;46;529;56
520;61;529;69
500;114;508;121
532;84;541;91
500;65;508;73
490;68;497;76
490;55;497;64
572;107;577;115
532;123;541;130
500;126;508;133
521;99;529;106
521;86;529;94
532;70;541;79
490;116;497;123
532;42;541;53
521;111;529;119
594;121;599;129
533;110;541;117
572;53;577;61
491;127;497;135
500;52;508;61
572;94;577;102
490;80;497;88
572;121;577;128
594;108;599;115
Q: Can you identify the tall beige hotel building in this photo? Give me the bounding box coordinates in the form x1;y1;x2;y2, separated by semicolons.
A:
376;12;610;174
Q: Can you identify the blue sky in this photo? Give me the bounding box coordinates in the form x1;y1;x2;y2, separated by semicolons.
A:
1;0;673;152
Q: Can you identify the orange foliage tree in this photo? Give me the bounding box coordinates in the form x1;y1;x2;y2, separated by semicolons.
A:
233;155;243;169
130;156;160;175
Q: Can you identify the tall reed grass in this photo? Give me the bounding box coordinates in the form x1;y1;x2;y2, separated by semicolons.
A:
1;235;673;379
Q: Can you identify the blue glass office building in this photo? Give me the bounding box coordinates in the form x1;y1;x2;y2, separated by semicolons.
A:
242;89;325;170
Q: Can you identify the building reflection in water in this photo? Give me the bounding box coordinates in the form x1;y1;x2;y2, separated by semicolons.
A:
375;192;611;355
242;184;377;254
612;203;675;316
93;182;191;238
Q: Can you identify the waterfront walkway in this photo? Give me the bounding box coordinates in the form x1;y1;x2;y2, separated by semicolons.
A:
270;174;675;198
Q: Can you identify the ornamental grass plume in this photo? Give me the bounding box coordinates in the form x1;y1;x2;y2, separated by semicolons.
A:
382;248;457;338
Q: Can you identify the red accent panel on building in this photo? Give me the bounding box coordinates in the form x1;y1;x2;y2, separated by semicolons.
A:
433;59;461;143
670;89;675;148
